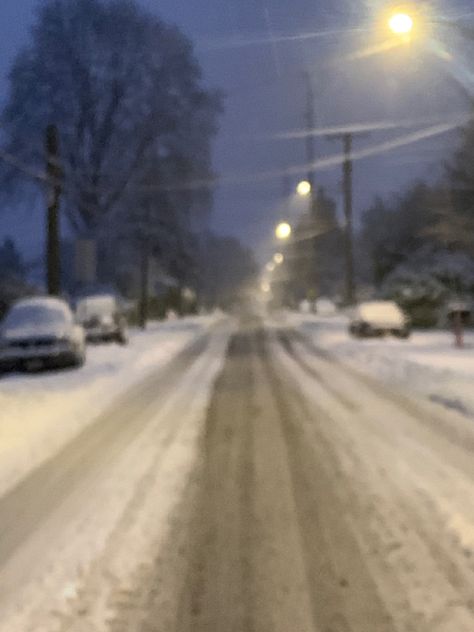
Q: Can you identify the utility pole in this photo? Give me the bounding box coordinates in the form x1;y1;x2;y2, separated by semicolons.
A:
138;240;150;330
304;72;321;305
342;133;355;306
304;72;316;192
45;124;62;296
138;204;151;330
326;131;367;305
282;172;291;219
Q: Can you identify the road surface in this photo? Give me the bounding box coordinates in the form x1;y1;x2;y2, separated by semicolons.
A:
1;317;474;631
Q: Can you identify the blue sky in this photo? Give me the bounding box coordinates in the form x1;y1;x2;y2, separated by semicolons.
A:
0;0;473;261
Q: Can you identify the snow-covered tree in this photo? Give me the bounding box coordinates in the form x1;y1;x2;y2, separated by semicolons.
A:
360;182;440;286
382;246;474;326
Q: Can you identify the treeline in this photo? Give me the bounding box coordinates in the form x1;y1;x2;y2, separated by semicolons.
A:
359;117;474;325
0;0;255;313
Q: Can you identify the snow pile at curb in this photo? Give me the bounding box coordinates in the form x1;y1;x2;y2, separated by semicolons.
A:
1;324;232;632
281;311;474;418
0;315;222;497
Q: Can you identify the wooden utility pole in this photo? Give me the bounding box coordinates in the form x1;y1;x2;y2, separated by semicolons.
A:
304;72;321;303
138;240;150;330
326;131;367;305
138;204;152;330
305;72;316;192
45;124;62;296
342;133;355;306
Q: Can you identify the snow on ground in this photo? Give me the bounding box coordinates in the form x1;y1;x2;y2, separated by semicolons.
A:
279;310;474;418
0;314;223;497
0;323;232;632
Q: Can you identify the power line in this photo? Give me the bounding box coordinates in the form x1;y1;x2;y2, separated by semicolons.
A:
0;117;467;196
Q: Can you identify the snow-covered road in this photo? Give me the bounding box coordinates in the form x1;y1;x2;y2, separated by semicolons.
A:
2;314;474;631
101;319;474;632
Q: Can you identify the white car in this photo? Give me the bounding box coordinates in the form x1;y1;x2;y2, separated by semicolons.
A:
0;297;86;371
349;301;410;339
75;294;129;345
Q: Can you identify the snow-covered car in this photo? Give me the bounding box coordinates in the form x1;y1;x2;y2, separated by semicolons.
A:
349;301;410;338
0;297;86;371
75;295;129;345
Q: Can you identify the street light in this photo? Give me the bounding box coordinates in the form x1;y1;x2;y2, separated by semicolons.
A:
296;180;312;197
274;253;284;265
275;221;292;240
388;12;414;36
266;262;276;273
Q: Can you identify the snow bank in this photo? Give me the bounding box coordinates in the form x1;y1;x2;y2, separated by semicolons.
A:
280;310;474;418
0;324;232;632
0;314;222;497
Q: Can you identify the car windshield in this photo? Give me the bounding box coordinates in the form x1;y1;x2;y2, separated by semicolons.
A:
3;304;70;329
76;297;116;319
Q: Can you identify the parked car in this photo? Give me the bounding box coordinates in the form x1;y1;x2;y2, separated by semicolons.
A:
0;297;86;371
75;294;129;345
349;301;410;339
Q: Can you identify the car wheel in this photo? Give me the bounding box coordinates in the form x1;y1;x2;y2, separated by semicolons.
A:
116;331;129;346
394;328;411;339
71;348;86;368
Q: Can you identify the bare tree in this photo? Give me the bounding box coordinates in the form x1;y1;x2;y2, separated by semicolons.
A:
1;0;222;236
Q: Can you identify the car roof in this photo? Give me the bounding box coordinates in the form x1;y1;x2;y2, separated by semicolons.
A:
356;301;405;321
12;296;71;311
357;300;399;309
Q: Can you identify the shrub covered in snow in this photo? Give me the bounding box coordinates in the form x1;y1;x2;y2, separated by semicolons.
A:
382;247;474;327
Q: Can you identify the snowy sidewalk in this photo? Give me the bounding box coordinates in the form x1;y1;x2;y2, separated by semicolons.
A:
0;314;224;497
279;311;474;419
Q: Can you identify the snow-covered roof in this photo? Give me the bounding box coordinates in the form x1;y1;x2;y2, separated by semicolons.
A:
355;301;406;327
12;296;71;312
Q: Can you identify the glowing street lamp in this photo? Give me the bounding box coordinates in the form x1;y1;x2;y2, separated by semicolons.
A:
275;221;292;240
266;261;276;273
274;253;284;265
296;180;312;197
260;280;271;294
388;11;414;36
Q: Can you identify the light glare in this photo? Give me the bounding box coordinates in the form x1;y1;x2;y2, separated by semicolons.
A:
297;180;312;197
389;12;414;35
275;222;292;240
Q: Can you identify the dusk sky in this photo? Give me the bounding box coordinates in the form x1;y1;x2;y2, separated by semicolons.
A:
1;0;473;262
